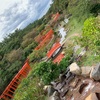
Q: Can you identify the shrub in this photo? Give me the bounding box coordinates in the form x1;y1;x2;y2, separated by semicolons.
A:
79;17;100;53
34;61;57;84
29;48;46;62
34;53;72;84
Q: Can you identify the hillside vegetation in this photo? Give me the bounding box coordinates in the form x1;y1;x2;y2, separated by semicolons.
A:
0;0;100;100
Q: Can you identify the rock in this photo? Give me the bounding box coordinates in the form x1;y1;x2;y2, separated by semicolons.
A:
65;71;72;79
55;82;65;91
48;85;56;96
81;67;92;77
91;83;100;93
48;91;60;100
69;78;79;88
53;91;59;96
65;67;70;74
53;91;60;100
64;18;69;24
85;93;98;100
43;85;49;91
59;74;66;82
90;63;100;81
69;62;81;75
60;87;69;97
65;74;75;85
79;49;86;56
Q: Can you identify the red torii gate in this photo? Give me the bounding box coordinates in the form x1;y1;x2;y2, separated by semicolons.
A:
53;52;65;64
53;12;60;22
0;60;31;100
35;29;54;50
47;42;62;59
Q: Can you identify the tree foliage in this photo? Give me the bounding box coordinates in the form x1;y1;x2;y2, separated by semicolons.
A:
6;49;23;63
34;54;72;84
79;17;100;53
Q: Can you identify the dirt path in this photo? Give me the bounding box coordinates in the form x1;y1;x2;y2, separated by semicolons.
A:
62;33;80;45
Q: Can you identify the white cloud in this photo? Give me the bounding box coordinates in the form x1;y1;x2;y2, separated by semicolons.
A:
0;0;52;42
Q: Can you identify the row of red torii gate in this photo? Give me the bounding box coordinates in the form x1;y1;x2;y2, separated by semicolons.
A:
0;12;65;100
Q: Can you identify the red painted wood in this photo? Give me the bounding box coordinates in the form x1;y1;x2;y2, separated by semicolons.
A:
53;52;64;64
47;42;61;59
53;12;60;22
35;29;53;50
0;60;31;100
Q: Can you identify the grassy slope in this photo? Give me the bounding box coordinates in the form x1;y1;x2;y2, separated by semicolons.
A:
64;0;100;66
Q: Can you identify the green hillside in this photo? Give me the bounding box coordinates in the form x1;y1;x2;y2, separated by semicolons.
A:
0;0;100;100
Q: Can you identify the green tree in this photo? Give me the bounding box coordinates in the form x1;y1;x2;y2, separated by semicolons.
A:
6;49;23;63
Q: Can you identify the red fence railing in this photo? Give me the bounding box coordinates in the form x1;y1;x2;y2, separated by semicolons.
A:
53;52;65;64
0;60;31;100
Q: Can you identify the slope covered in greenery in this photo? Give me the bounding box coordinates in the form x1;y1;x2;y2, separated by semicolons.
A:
0;0;100;100
0;17;47;94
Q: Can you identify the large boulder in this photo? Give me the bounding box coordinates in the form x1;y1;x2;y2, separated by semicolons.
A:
69;62;81;75
85;93;98;100
81;67;92;77
90;63;100;81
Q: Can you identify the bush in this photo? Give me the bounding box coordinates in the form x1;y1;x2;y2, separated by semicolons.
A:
79;17;100;53
29;48;46;62
34;61;57;84
34;53;72;84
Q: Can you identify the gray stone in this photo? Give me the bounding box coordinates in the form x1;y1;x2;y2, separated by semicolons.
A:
90;63;100;81
69;62;81;75
48;85;56;96
65;74;75;85
53;91;60;100
59;74;66;82
81;67;92;77
48;91;60;100
60;87;69;97
65;71;72;79
55;82;65;91
65;67;70;74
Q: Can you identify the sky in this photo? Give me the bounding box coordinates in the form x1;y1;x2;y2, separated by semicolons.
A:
0;0;52;42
